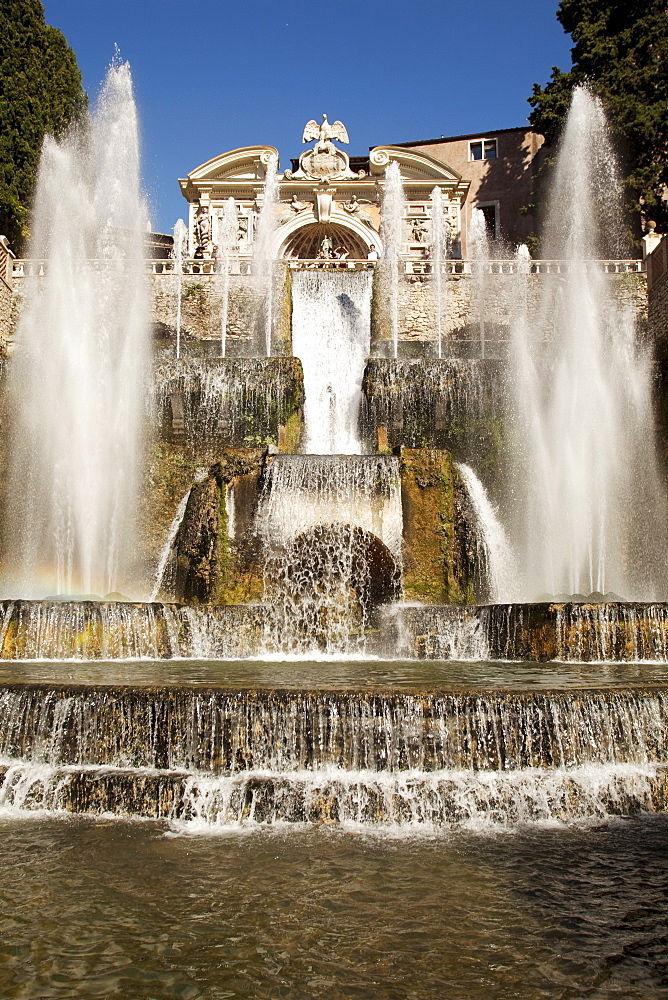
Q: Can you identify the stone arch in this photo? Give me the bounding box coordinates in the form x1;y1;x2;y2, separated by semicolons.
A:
275;211;381;260
274;523;401;611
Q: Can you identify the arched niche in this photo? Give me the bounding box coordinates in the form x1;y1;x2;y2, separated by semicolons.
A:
271;523;401;610
275;212;381;259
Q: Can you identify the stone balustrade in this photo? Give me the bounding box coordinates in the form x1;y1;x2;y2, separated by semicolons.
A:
12;257;645;279
405;258;645;276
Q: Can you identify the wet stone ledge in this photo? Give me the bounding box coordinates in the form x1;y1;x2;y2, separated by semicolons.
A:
0;762;667;828
388;602;668;662
151;357;304;450
361;358;504;462
0;683;667;773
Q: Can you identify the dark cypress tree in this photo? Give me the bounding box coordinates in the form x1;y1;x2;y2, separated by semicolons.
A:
0;0;86;249
529;1;668;236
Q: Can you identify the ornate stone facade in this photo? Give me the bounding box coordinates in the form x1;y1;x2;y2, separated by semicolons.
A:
178;118;470;264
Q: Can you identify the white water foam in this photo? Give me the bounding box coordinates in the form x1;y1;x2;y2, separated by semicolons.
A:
456;463;518;602
253;154;279;356
4;60;151;599
291;269;372;454
380;162;405;359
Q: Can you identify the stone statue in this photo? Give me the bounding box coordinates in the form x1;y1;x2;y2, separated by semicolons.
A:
343;194;374;226
289;194;309;213
195;205;211;247
320;234;333;258
302;114;349;152
237;216;249;241
285;113;358;181
411;219;429;243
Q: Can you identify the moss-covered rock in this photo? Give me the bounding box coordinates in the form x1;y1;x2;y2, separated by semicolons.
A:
399;448;477;604
166;449;267;606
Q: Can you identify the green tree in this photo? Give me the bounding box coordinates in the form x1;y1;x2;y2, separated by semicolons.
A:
529;0;668;233
0;0;86;250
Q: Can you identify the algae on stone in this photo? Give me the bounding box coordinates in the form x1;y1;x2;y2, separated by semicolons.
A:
400;448;477;604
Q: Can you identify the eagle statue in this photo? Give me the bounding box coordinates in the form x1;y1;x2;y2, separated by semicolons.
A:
302;114;349;151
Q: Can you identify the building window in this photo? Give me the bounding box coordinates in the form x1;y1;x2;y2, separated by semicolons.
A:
469;138;497;161
475;203;498;240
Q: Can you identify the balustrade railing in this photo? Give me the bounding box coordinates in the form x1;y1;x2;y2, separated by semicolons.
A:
12;256;645;279
405;258;645;275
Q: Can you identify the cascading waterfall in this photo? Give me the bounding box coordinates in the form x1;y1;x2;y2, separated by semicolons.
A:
507;87;668;601
3;60;150;599
455;463;518;602
386;601;668;662
0;600;264;660
150;469;207;601
291;269;372;454
152;357;302;448
380;162;405;359
256;456;403;652
253;154;279;356
430;186;449;358
172;219;187;360
1;598;668;663
216;197;238;358
3;73;668;852
469;208;490;360
0;682;667;828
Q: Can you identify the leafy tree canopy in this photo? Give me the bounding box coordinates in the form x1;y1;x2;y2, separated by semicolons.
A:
529;0;668;231
0;0;86;250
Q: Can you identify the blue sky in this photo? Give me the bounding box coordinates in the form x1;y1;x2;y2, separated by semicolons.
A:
42;0;573;234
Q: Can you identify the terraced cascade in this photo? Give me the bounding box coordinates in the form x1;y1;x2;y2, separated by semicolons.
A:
3;81;668;853
2;600;668;663
0;681;667;829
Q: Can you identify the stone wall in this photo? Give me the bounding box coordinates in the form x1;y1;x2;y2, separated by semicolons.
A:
12;265;648;361
372;269;648;357
0;236;14;357
0;279;10;358
150;267;292;356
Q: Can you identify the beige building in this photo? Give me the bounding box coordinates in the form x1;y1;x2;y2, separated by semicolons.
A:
393;127;546;255
177;118;548;265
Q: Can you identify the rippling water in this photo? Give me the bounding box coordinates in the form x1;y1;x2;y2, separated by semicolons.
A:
0;816;666;998
1;657;668;690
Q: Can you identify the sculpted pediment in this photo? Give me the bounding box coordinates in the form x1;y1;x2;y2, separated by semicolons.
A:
369;146;463;183
184;146;280;185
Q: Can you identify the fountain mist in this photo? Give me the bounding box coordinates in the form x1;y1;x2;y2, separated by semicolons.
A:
216;197;237;358
253;154;278;356
380;162;405;359
172;219;187;360
469;208;490;360
4;61;150;599
430;186;448;358
507;86;668;600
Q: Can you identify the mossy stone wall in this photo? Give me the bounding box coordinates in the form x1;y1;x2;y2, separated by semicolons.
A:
150;265;292;356
399;448;477;604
